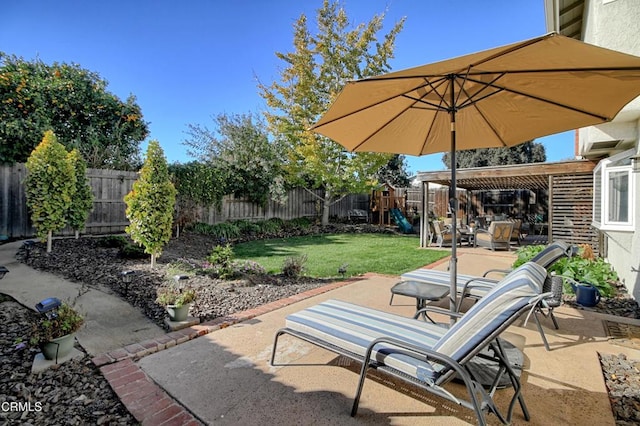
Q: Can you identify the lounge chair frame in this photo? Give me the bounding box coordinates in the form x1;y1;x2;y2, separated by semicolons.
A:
394;241;575;350
271;263;548;425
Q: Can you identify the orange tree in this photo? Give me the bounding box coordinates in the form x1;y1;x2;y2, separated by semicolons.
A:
0;52;148;169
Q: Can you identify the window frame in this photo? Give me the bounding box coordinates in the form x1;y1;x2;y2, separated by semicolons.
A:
593;149;635;232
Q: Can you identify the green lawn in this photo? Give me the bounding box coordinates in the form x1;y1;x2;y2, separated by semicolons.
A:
233;233;449;278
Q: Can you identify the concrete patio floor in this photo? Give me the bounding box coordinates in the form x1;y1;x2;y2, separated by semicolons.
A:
136;247;640;425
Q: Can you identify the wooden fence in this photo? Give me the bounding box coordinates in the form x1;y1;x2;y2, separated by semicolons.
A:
549;173;598;251
1;165;139;237
0;164;376;238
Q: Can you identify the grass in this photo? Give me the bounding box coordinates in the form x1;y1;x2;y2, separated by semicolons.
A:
233;233;450;278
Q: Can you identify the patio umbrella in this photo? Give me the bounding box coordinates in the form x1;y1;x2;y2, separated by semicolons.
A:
311;32;640;315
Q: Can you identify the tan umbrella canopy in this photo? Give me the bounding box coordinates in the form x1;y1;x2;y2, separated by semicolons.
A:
311;32;640;315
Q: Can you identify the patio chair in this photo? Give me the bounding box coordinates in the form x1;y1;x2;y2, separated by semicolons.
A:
432;220;460;248
271;262;548;425
474;221;514;251
393;241;575;350
508;219;523;246
532;274;564;351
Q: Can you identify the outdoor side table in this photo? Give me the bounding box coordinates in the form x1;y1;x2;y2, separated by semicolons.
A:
389;280;450;313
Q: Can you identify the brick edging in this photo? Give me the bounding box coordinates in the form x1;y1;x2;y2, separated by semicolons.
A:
92;276;364;425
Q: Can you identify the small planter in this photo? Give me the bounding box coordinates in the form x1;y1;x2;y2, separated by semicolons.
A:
41;333;76;361
166;304;190;322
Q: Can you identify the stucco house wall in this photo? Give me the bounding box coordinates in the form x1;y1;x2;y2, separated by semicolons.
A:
574;0;640;298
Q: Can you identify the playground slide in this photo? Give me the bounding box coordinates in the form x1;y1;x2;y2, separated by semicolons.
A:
390;208;414;234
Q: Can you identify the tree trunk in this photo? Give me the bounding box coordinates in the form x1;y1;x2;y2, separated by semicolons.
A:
46;230;52;253
321;191;331;226
150;253;157;268
74;230;80;239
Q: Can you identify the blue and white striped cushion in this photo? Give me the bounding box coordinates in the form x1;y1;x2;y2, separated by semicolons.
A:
285;262;546;382
530;241;569;268
433;262;547;360
399;241;568;298
285;299;448;382
400;269;494;297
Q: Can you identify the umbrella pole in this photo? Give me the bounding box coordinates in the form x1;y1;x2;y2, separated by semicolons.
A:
449;83;458;324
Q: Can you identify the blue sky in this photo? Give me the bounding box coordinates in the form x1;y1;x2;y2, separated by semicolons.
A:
1;0;575;174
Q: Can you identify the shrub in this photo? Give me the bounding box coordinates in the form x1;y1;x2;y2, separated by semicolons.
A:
233;220;260;235
189;222;215;235
512;245;544;269
30;303;84;345
287;217;312;229
98;235;128;248
120;243;148;259
282;254;308;278
206;244;235;279
65;149;94;237
231;260;266;276
255;219;282;234
156;285;197;307
124;141;176;268
25;130;76;252
210;223;241;240
512;244;617;297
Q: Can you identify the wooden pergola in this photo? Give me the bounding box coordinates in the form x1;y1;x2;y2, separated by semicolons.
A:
416;160;599;251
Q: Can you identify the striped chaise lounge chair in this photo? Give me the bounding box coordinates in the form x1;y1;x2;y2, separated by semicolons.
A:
391;241;574;350
271;262;548;425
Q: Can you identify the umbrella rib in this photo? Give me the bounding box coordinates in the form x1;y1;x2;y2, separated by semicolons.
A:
417;78;452;154
463;32;551;69
464;75;610;120
454;72;507;110
402;76;452;111
453;77;510;147
466;66;640;75
311;79;446;131
351;76;454;152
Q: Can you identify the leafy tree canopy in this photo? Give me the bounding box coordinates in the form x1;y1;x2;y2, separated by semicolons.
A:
376;154;411;187
441;141;547;169
0;52;148;169
258;0;405;224
183;112;285;206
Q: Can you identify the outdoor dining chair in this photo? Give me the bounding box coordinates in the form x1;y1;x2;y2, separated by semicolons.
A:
271;262;549;425
474;221;514;251
432;220;461;248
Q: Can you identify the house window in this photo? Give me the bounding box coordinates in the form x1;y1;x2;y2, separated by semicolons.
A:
593;149;635;231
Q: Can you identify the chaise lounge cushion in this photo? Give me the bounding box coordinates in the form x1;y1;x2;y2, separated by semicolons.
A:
285;262;546;382
285;299;448;382
400;269;494;298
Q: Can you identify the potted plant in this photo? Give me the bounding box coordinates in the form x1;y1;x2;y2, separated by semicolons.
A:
156;285;197;321
30;303;84;361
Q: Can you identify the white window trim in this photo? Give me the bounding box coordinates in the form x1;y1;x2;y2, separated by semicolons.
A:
593;149;635;232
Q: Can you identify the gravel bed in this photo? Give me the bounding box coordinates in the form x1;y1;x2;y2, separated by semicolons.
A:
2;232;639;424
600;353;640;425
15;233;336;328
0;296;134;425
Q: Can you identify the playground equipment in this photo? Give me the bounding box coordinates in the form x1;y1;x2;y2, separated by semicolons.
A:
370;183;409;227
